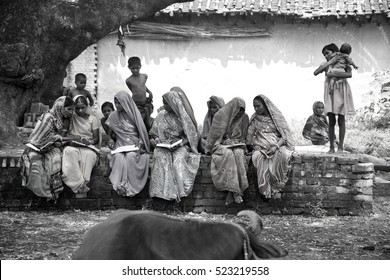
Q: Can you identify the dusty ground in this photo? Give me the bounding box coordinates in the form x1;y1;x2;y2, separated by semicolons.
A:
1;198;390;260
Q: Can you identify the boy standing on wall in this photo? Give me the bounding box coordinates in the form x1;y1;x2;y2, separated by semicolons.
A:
68;73;95;107
125;56;153;131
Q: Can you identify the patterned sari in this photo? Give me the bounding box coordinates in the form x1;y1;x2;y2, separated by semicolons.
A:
247;95;294;198
105;91;150;197
205;97;249;196
21;96;70;200
149;90;200;201
302;101;329;145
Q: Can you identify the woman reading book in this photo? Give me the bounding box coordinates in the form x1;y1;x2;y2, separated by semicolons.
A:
105;91;150;197
62;95;100;196
205;97;249;205
149;90;200;202
21;96;75;200
246;94;294;199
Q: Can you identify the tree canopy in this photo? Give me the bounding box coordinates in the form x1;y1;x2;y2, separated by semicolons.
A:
0;0;190;143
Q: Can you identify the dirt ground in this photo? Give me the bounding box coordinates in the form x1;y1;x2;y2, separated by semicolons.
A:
1;199;390;260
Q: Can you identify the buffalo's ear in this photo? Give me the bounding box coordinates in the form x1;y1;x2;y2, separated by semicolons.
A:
251;240;288;259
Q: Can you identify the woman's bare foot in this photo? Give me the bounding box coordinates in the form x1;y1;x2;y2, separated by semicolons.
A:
225;192;234;205
77;183;90;193
233;193;243;204
327;147;335;154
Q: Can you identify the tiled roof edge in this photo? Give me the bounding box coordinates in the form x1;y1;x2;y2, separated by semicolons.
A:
158;0;390;18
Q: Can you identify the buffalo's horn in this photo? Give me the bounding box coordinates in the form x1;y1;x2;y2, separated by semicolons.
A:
237;210;263;235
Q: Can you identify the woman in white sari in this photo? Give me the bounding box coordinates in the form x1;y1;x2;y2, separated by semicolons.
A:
149;90;200;202
105;91;150;197
62;95;100;195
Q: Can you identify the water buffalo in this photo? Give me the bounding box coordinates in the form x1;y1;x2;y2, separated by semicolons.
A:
73;209;287;260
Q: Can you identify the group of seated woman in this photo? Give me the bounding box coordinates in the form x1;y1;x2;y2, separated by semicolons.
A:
22;95;100;200
22;88;295;206
203;95;295;204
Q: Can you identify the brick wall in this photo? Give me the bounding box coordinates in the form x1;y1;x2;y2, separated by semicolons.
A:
64;44;98;98
0;151;381;215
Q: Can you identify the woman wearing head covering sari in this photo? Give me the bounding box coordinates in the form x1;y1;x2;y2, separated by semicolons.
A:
199;96;225;153
302;101;329;145
246;95;294;199
105;91;150;197
21;96;75;200
149;90;201;202
205;97;249;205
62;95;100;196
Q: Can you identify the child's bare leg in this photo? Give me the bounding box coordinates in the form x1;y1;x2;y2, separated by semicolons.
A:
329;78;335;95
328;113;336;153
337;115;346;153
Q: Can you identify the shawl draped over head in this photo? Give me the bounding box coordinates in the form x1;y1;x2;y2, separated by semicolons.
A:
170;86;198;129
162;91;199;153
205;97;249;153
312;101;324;114
28;96;69;148
202;95;225;138
250;94;294;149
106;91;150;152
302;101;329;145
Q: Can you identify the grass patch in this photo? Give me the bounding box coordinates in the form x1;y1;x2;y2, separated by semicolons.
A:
289;118;390;157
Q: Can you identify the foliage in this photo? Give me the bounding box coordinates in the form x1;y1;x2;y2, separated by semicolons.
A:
288;70;390;157
350;70;390;130
288;118;308;146
345;128;390;157
289;116;390;158
306;200;327;218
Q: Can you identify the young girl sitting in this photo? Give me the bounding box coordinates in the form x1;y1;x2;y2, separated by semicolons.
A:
100;101;116;145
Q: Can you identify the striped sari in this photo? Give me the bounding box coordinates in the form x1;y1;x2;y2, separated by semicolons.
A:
21;96;70;200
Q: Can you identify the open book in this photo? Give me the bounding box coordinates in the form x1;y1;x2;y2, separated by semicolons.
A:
26;140;100;153
26;142;52;152
111;145;139;155
69;141;100;153
223;143;246;149
156;139;183;149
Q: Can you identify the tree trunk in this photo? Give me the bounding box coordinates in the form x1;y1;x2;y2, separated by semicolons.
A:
0;0;189;144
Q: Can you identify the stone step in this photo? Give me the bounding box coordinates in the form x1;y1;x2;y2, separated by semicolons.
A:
374;177;390;198
375;177;390;186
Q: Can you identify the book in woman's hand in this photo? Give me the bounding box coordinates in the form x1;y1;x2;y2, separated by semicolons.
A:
111;145;139;154
223;143;246;148
156;139;183;149
26;142;53;152
70;141;100;153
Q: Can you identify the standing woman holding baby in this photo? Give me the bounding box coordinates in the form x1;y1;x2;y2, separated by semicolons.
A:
314;43;356;153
